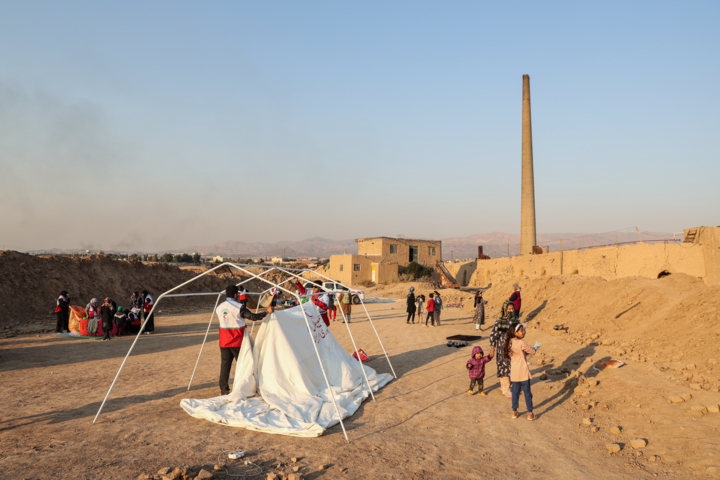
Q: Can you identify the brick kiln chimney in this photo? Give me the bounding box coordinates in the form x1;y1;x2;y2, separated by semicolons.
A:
520;74;537;255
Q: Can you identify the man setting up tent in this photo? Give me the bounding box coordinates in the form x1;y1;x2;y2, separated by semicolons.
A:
217;284;274;396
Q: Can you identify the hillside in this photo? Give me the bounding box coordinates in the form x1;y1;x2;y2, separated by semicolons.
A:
0;251;266;330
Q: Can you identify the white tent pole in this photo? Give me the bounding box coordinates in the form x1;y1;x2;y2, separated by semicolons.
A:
93;294;163;424
190;268;277;388
187;292;223;391
336;297;375;402
93;262;258;424
359;298;397;379
297;300;350;443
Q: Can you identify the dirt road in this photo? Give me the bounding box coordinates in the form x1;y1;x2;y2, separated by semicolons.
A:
0;301;717;479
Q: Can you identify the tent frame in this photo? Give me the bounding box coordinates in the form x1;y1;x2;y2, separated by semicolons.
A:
92;262;396;443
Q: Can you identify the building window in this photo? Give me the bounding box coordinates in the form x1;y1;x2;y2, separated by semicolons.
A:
390;244;398;254
353;264;361;272
429;247;436;256
339;265;344;272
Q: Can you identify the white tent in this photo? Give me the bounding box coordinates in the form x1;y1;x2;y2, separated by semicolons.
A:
92;263;396;442
180;301;392;437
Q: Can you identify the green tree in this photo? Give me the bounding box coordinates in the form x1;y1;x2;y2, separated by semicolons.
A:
404;261;432;280
162;253;174;262
192;253;201;263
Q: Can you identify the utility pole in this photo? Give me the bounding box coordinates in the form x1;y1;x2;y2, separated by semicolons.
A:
635;227;643;243
507;243;510;258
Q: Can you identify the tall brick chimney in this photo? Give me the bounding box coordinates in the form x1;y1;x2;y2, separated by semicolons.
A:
520;74;537;255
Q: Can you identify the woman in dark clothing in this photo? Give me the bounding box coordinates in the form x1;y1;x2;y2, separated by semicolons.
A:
100;297;116;340
490;301;515;397
509;284;521;319
473;291;486;331
55;290;70;333
141;290;155;333
406;287;416;324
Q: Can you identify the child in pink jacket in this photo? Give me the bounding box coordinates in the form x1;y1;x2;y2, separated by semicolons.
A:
466;346;493;396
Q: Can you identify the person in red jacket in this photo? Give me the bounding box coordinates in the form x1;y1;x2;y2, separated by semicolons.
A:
425;293;436;327
509;284;521;320
216;285;273;396
294;279;330;327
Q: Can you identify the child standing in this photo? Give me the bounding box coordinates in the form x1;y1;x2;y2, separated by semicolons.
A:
425;293;435;327
503;322;537;420
466;346;493;396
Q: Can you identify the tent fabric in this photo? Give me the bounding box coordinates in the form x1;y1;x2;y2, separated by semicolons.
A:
68;305;86;333
180;303;392;437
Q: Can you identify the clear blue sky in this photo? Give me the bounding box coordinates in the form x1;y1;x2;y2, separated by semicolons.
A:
1;1;718;251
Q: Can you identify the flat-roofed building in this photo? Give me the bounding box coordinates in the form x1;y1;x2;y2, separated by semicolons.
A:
327;237;441;286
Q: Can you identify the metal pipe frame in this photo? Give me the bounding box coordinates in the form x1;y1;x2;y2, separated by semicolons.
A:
93;262;351;443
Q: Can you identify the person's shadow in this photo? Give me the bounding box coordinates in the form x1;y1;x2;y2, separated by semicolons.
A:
533;342;604;416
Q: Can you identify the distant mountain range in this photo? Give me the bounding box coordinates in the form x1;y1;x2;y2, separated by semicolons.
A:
28;230;678;260
185;237;358;259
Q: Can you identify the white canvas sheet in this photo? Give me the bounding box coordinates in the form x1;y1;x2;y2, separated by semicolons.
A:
180;303;393;437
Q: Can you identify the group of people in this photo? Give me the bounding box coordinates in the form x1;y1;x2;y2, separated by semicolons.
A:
293;279;353;327
405;287;444;327
466;284;536;420
54;289;156;339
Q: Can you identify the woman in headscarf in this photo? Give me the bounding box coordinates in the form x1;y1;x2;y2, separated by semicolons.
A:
100;297;116;340
489;301;515;398
85;298;100;319
473;291;486;331
406;286;416;324
141;290;155;334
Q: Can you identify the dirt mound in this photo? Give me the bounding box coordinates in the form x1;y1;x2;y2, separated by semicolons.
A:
0;251;268;329
372;273;720;390
484;273;720;389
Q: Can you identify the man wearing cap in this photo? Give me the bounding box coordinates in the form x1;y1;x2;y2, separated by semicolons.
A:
509;284;521;320
216;285;274;396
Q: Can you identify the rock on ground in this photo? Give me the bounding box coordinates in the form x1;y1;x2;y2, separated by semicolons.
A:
606;444;622;453
630;439;647;449
610;426;622;434
196;469;214;480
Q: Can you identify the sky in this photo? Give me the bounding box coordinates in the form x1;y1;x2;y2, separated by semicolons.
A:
0;1;718;252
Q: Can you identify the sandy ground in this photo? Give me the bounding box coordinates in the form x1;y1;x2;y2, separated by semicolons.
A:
1;301;719;479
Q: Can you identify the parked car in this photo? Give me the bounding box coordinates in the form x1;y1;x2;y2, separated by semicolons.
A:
302;281;365;304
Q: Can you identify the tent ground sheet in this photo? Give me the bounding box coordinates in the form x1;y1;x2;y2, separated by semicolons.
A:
180;303;393;437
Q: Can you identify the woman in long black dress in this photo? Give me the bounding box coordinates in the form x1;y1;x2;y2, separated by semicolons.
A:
490;301;515;397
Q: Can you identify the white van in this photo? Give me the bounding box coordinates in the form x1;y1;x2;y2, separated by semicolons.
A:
303;281;365;304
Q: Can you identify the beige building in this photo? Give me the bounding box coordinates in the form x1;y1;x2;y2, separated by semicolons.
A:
327;237;442;286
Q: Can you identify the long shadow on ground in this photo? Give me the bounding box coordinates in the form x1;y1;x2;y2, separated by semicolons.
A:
0;323;214;372
0;382;216;432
